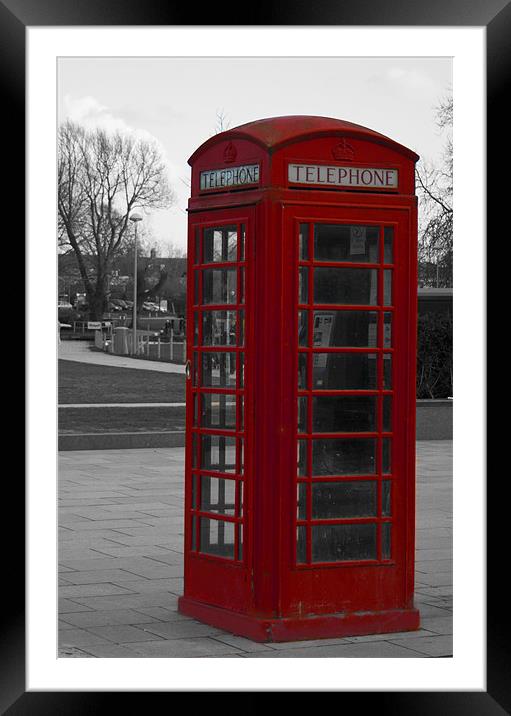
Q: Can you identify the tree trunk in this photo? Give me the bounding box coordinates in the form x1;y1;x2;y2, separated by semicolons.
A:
88;280;107;321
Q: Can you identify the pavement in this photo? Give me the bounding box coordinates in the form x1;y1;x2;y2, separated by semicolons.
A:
59;339;185;374
58;440;453;658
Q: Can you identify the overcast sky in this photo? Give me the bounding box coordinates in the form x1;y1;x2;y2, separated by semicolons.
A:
58;57;452;254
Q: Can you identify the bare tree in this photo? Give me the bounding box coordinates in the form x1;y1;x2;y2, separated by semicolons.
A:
58;120;174;319
416;94;453;287
215;109;231;134
165;240;186;258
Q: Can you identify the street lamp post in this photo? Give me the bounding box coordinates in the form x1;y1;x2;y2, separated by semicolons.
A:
129;213;143;354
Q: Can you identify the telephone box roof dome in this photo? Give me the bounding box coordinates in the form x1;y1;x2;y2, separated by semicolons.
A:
188;115;419;164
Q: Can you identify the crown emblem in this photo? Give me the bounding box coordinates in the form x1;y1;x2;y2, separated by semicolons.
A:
224;142;237;163
332;138;355;161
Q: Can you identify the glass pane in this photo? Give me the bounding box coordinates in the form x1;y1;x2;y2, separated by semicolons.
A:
314;224;379;263
201;393;236;429
192;433;198;468
382;438;392;474
202;352;237;387
312;523;377;562
313;353;377;390
237;481;243;517
238;395;244;431
298;353;308;389
384;227;394;263
193;312;199;346
192;394;198;426
201;434;237;473
298;267;309;304
383;270;392;306
314;267;378;305
239;267;245;304
298;310;308;346
194;271;199;304
383;396;392;432
191;516;197;551
312;480;377;519
194;228;200;264
312;438;377;476
238;438;244;475
238;352;244;388
298;396;308;432
382;480;392;516
312;395;377;433
383;313;392;348
199;517;235;559
192;351;199;386
297;483;307;520
313;311;377;347
202;311;237;346
296;525;307;564
297;440;307;476
299;223;309;260
203;226;237;263
382;523;392;559
202;268;237;304
239;309;245;347
237;523;243;560
240;224;245;261
383;354;392;389
200;476;236;516
192;474;198;509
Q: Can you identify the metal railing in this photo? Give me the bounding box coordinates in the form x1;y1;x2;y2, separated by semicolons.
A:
101;326;187;364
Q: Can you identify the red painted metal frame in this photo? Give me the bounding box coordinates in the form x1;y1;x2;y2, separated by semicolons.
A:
179;117;419;642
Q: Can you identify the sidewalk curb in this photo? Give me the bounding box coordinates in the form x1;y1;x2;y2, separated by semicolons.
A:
58;430;185;451
58;402;452;450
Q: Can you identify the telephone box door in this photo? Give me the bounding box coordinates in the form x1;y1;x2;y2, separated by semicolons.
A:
280;202;417;617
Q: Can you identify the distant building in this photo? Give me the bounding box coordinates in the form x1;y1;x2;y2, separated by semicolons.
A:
418;287;452;317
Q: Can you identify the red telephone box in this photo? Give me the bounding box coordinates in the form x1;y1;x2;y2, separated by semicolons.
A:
178;116;420;642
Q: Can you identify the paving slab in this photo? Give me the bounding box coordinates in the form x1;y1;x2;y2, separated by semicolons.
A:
60;569;150;585
59;583;138;598
242;641;426;658
389;634;453;657
58;646;93;658
75;643;144;658
59;629;112;648
59;441;452;658
126;637;244;658
60;609;165;628
85;624;166;643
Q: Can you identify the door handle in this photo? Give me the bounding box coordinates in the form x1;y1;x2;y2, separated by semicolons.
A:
185;359;191;380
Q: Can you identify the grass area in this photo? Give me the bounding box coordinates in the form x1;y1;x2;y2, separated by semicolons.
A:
59;359;185;404
58;406;186;434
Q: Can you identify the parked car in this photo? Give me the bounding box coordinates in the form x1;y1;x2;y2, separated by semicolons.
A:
142;301;161;312
115;299;129;309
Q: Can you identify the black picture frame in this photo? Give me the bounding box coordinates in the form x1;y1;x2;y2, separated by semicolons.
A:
7;0;499;710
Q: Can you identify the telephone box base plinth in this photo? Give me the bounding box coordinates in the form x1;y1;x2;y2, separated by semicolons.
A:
178;596;420;643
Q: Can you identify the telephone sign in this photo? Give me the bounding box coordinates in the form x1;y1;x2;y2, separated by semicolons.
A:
288;163;399;189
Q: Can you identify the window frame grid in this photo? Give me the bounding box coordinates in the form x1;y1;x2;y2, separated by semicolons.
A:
295;220;396;568
189;221;248;564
